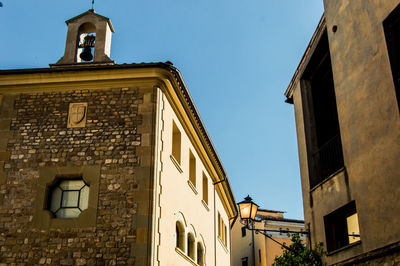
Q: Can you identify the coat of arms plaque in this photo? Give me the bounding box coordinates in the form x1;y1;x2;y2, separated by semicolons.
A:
67;102;88;128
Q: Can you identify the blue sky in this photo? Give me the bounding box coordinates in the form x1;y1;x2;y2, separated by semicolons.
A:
0;0;324;219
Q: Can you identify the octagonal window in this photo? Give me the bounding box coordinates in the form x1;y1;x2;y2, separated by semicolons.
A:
48;179;90;218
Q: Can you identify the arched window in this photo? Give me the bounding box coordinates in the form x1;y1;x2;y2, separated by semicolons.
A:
197;242;205;265
176;221;185;251
187;233;195;260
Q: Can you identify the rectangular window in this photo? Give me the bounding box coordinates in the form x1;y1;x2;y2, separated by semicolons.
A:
384;3;400;112
241;257;248;266
219;219;224;242
217;212;228;247
241;226;246;237
324;201;361;252
202;173;208;205
218;212;221;238
224;224;227;246
259;249;261;263
172;121;181;164
189;150;196;186
301;29;344;188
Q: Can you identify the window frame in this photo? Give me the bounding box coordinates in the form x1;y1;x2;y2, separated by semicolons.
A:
176;221;185;251
187;232;196;260
34;165;100;229
47;178;90;218
202;173;208;205
241;226;247;237
217;212;228;248
189;149;196;187
241;257;249;266
218;212;221;238
172;121;182;165
324;201;361;252
197;242;205;266
300;28;344;189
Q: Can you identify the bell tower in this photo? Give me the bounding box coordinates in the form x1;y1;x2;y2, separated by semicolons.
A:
54;9;115;66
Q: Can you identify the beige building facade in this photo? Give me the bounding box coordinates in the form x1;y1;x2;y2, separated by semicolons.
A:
0;10;237;265
285;1;400;265
231;209;305;266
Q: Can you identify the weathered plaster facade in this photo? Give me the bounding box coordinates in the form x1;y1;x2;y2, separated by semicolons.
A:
285;1;400;265
0;10;237;266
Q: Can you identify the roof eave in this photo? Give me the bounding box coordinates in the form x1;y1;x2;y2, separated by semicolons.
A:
0;62;238;217
65;9;115;33
285;13;326;103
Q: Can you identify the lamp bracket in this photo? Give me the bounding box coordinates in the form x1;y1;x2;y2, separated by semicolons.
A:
240;219;310;252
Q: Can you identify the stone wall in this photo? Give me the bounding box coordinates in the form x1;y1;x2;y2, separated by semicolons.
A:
358;252;400;266
333;242;400;266
0;87;154;265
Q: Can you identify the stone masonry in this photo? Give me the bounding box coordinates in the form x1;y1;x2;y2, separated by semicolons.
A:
0;87;154;265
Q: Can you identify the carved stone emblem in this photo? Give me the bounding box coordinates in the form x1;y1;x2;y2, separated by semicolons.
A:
67;102;88;128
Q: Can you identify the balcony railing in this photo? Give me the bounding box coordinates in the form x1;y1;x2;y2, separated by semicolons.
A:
310;134;344;188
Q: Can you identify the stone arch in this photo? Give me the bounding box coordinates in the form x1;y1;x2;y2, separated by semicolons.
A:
188;223;197;238
78;22;96;33
174;211;187;227
75;22;97;62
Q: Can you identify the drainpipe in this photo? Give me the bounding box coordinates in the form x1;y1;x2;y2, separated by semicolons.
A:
213;177;227;266
214;185;217;266
251;223;256;266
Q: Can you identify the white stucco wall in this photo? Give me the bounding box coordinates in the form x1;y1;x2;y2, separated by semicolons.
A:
152;90;231;266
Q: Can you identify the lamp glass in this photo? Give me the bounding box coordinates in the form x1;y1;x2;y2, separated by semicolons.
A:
239;202;252;220
250;204;258;220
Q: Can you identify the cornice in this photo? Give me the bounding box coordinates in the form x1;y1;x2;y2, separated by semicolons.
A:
285;14;326;101
65;9;115;32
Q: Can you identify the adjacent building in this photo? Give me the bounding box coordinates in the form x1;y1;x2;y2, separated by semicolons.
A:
231;209;305;266
0;10;237;265
285;1;400;265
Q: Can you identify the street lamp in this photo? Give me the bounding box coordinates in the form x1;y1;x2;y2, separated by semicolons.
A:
237;195;310;251
238;195;259;224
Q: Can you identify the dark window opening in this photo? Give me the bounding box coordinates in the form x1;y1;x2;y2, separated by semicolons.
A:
197;243;205;265
172;121;181;164
384;3;400;113
176;222;185;251
241;257;248;266
302;29;344;188
187;233;195;260
324;201;361;252
241;226;246;237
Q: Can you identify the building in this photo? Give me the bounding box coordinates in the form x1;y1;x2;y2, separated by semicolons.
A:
0;10;237;265
231;208;305;266
285;1;400;265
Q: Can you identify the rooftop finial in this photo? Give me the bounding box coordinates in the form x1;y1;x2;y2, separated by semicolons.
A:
91;0;94;10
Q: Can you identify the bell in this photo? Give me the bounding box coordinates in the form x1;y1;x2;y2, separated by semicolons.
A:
79;35;96;62
80;47;93;61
